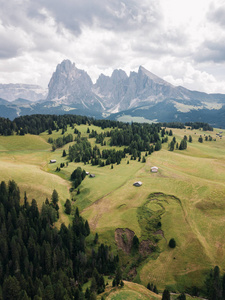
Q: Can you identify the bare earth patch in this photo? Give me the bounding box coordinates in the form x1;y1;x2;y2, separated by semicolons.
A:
139;240;155;256
127;267;137;280
115;228;135;254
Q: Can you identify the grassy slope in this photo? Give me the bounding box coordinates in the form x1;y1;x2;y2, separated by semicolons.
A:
1;125;225;292
0;134;71;226
98;281;201;300
80;127;225;291
100;281;161;300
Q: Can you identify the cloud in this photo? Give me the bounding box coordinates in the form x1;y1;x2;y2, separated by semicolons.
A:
207;2;225;27
27;0;162;34
0;24;29;59
193;2;225;63
195;39;225;63
0;0;224;95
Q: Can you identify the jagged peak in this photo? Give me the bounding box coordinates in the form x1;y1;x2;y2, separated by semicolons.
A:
138;66;173;87
56;59;76;72
111;69;128;80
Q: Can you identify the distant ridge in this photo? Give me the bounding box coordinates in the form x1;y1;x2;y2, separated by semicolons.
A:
0;59;225;127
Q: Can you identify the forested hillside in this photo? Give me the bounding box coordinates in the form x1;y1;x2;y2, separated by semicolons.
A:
1;113;224;299
0;181;118;299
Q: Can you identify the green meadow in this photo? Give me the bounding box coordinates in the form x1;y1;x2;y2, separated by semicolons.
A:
1;124;225;291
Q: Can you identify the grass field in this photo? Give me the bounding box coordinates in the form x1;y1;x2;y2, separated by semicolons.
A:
97;281;202;300
1;124;225;292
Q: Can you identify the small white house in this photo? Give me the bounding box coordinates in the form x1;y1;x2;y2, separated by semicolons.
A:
89;174;95;178
133;181;142;187
151;166;158;173
86;171;90;175
50;159;56;163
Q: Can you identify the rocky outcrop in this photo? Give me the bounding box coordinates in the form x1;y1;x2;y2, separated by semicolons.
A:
2;59;225;126
45;60;225;115
46;60;104;111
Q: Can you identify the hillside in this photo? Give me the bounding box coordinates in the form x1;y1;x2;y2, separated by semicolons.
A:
0;116;225;296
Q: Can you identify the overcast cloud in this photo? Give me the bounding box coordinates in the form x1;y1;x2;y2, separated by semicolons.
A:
0;0;225;93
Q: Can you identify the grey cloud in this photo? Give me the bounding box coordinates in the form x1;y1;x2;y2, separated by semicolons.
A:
0;27;28;59
207;4;225;27
131;26;190;58
195;39;225;63
28;0;162;34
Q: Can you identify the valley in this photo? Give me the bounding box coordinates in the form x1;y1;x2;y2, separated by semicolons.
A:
1;118;225;297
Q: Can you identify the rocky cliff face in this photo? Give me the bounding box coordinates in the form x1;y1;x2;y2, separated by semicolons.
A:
47;60;104;111
2;59;225;126
93;69;128;110
93;66;192;113
46;60;225;116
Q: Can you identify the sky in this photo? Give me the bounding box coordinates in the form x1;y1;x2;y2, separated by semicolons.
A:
0;0;225;94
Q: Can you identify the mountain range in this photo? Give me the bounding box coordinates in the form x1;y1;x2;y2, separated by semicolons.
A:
1;59;225;127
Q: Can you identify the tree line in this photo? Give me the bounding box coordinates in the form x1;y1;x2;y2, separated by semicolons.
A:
185;122;213;131
0;114;214;136
48;133;73;151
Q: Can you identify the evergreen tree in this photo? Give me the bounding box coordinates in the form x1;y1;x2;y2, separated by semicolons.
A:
169;130;173;136
198;136;203;143
179;139;187;150
94;233;99;244
162;289;170;300
168;238;176;248
177;292;186;300
155;141;162;151
169;141;175;151
153;285;158;294
115;266;122;286
51;189;59;205
132;235;139;252
142;156;146;163
85;220;90;236
64;199;71;215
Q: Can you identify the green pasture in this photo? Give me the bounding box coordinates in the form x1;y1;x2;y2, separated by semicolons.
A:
0;134;71;226
100;281;161;300
100;280;202;300
1;125;225;291
79;127;225;290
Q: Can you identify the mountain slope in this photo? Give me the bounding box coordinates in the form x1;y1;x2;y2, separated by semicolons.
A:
1;59;225;127
47;60;104;112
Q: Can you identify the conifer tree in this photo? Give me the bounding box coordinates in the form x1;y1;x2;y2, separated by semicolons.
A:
162;289;170;300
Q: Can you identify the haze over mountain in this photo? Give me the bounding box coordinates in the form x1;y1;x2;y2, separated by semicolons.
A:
0;84;47;102
1;59;225;127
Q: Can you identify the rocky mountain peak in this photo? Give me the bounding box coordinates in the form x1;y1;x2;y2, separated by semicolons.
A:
111;69;128;83
138;66;172;86
56;59;74;73
47;60;93;101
